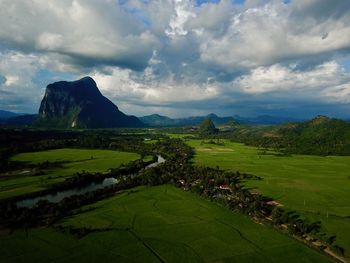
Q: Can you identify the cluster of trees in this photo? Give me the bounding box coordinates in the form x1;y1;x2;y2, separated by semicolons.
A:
271;208;321;235
270;208;344;255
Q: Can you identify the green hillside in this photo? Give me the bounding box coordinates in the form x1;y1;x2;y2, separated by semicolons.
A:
223;116;350;156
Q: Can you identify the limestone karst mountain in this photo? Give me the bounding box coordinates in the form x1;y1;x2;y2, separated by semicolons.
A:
36;77;144;129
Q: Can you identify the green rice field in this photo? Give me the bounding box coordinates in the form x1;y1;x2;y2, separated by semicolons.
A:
187;139;350;257
0;185;332;263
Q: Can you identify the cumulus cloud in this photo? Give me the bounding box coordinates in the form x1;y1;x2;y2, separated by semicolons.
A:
0;0;350;118
290;0;350;20
166;0;196;36
187;0;233;34
0;0;158;70
235;61;350;95
197;1;350;70
90;65;219;114
0;52;43;112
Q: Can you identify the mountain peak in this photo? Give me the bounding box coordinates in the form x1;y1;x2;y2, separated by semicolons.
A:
310;115;331;125
46;76;101;98
207;113;218;118
79;76;95;83
36;77;143;128
149;113;167;118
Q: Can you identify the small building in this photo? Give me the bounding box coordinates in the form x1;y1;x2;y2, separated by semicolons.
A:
178;179;185;185
219;184;232;192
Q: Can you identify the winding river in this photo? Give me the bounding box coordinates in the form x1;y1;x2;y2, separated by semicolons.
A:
16;155;165;208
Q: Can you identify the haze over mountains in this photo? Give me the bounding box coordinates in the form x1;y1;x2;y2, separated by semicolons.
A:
0;110;37;126
139;113;303;127
0;111;306;127
0;76;349;128
140;113;236;127
0;110;19;119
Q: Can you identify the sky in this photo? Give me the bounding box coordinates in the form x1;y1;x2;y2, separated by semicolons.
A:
0;0;350;118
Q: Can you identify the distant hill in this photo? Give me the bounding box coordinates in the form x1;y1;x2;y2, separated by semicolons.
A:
0;110;19;119
233;115;350;156
35;77;144;129
139;114;180;126
234;115;302;125
273;115;349;136
277;116;350;155
140;113;303;127
199;117;219;134
0;114;37;127
140;113;235;127
275;115;350;155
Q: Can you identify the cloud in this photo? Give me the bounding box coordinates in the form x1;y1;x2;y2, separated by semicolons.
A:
2;0;349;72
166;0;196;36
0;52;45;112
234;61;350;95
0;75;6;86
90;65;219;106
0;0;350;118
290;0;350;20
197;1;350;70
37;33;64;50
187;0;234;36
87;58;350;118
0;0;158;70
0;51;78;113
